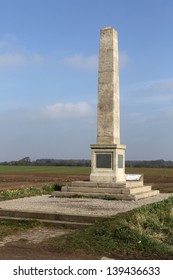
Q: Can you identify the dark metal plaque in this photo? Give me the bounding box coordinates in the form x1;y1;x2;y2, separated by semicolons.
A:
96;153;112;168
118;154;123;168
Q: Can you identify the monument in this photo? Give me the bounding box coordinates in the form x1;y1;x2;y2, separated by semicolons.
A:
90;27;126;183
52;27;159;200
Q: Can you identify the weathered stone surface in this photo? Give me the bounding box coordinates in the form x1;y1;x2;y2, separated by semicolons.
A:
52;189;160;201
55;181;159;201
90;27;126;183
97;27;120;145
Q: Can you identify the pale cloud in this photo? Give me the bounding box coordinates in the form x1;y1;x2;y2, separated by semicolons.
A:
63;54;98;70
0;53;27;66
0;40;6;49
42;101;94;120
30;53;45;64
119;51;130;69
0;35;129;70
125;78;173;105
0;35;46;67
0;34;19;51
0;52;46;67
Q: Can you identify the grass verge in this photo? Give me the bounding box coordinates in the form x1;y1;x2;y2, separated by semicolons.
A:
0;185;58;201
0;219;44;239
45;196;173;259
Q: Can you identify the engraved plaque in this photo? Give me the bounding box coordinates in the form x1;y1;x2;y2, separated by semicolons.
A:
118;154;123;168
96;153;112;168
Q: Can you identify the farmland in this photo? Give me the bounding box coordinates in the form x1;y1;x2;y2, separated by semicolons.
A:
0;165;172;192
0;166;90;191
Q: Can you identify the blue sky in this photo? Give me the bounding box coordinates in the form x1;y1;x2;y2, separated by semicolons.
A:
0;0;173;161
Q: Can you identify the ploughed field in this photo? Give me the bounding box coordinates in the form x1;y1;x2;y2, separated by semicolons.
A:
0;166;173;193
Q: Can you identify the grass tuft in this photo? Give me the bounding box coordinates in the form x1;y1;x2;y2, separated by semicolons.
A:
0;185;59;201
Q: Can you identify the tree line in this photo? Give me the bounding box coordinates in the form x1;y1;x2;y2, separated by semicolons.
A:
0;157;173;168
126;159;173;168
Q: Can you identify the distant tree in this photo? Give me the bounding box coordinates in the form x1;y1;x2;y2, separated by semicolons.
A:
19;157;31;162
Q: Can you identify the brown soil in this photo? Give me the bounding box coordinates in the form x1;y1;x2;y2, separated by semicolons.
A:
0;227;98;260
145;176;173;193
0;238;166;260
0;244;159;260
0;242;100;260
0;172;173;260
0;173;89;191
0;172;173;193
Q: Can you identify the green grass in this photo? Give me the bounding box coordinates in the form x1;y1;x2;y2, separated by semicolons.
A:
126;167;173;177
0;165;172;177
45;196;173;259
0;185;55;201
0;219;43;239
0;165;90;175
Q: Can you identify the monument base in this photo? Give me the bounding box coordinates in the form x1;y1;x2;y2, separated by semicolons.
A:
52;146;159;201
52;176;159;201
90;144;126;183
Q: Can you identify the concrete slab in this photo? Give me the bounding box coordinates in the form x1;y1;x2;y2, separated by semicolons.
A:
0;194;172;217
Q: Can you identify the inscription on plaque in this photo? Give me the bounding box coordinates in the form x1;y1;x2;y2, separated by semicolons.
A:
118;154;123;168
96;153;112;168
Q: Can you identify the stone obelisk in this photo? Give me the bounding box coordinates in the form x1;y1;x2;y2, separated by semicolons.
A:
90;27;126;183
52;26;160;200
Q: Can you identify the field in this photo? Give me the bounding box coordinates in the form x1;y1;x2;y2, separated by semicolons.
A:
0;166;90;191
0;165;173;192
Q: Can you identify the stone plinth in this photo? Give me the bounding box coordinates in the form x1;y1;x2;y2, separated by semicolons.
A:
90;144;126;183
52;181;160;201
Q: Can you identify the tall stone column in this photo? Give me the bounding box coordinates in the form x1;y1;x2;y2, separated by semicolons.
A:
90;27;126;183
97;27;120;145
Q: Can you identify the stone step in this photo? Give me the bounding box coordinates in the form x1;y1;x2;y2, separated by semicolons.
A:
70;181;126;188
62;186;124;194
0;216;92;229
52;191;136;200
61;185;152;195
133;190;160;200
0;209;103;224
52;189;160;201
123;185;152;194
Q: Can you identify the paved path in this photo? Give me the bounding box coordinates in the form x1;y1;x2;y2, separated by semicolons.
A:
0;193;172;217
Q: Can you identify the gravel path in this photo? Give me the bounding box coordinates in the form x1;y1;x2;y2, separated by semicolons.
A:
0;193;172;217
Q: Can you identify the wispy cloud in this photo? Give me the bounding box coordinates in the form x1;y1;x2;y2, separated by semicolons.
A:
119;51;130;69
0;53;27;66
0;35;46;67
125;78;173;104
63;54;98;70
122;78;173;129
41;101;94;120
0;34;130;71
0;51;46;67
30;53;45;64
